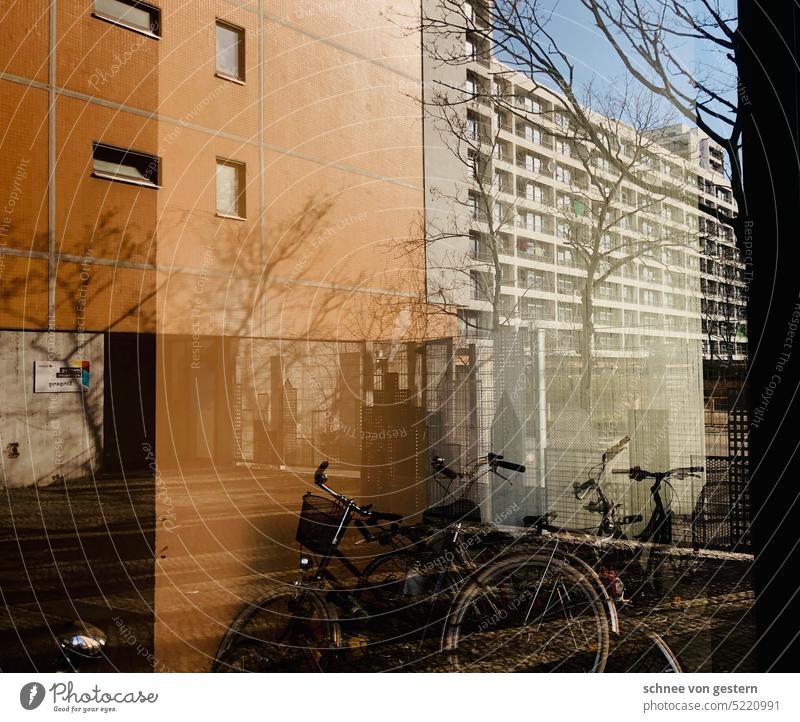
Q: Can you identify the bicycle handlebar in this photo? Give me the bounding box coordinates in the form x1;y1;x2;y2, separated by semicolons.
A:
487;453;526;473
432;453;526;478
314;461;374;516
431;456;458;479
612;465;704;480
495;458;526;473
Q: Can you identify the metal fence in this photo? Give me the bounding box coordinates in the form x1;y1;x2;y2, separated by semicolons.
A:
227;334;750;544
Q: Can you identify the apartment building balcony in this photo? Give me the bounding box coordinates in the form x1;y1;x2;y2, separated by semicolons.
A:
520;298;556;321
515;154;553;179
515;192;555;214
595;332;623;352
516;238;554;263
515;217;554;238
513;123;553;151
595;308;623;328
517;268;555;293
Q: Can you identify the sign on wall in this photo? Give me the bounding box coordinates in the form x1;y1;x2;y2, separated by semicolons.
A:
33;360;91;393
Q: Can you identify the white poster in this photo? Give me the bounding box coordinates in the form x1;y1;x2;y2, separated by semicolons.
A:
33;360;91;393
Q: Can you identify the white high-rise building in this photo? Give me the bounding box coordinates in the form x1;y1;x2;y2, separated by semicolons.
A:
421;15;729;528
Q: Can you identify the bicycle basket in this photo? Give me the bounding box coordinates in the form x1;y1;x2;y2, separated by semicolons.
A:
296;493;348;555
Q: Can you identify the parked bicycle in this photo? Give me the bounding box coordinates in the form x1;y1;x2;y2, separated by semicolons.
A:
362;453;618;672
214;456;618;672
522;435;704;671
212;461;418;672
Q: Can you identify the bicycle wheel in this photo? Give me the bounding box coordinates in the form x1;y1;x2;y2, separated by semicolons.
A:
608;626;682;672
212;586;340;672
357;551;434;644
443;552;610;672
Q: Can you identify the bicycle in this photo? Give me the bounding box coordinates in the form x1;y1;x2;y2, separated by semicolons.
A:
522;436;704;671
362;453;618;672
213;456;617;673
212;461;420;672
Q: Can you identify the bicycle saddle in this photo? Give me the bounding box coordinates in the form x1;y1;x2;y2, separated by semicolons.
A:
423;498;482;526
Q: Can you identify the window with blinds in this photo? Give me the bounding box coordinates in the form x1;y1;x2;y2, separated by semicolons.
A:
92;143;159;187
93;0;160;37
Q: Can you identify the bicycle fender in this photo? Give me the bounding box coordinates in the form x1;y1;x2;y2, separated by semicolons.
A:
562;552;620;636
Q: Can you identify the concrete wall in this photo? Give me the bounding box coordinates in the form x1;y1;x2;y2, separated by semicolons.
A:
0;330;103;488
422;0;474;311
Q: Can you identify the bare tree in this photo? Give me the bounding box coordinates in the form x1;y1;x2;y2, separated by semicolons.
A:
418;2;698;407
422;87;542;334
700;231;746;374
580;0;743;233
545;83;693;407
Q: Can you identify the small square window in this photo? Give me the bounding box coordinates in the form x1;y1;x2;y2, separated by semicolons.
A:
216;21;245;82
216;159;246;218
93;0;160;38
92;142;159;187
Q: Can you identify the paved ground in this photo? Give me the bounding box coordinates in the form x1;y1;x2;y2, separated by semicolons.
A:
338;551;756;672
1;471;757;672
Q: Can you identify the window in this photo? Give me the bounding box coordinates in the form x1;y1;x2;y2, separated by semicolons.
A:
559;303;575;321
93;0;160;37
522;96;541;114
597;282;617;300
524;154;540;172
467;115;479;140
521;211;542;232
92;142;159;187
641;289;659;306
558;275;577;294
468;194;479;219
558;248;575;266
555;165;571;184
216;158;246;218
557;221;573;240
525;183;543;203
465;38;476;60
467;150;478;179
216;20;245;82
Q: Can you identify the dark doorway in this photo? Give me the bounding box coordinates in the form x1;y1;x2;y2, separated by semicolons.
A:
103;332;156;474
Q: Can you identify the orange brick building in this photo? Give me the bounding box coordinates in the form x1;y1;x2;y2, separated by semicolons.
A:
1;1;433;670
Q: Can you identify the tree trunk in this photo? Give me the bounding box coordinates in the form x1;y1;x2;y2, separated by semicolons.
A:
579;279;595;411
492;268;502;331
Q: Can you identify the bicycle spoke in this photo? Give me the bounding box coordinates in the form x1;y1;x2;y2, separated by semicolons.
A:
445;554;609;672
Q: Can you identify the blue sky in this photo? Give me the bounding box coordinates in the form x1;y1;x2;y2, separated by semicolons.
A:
506;1;738;136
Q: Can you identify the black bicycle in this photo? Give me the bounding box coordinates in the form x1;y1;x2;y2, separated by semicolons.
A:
214;455;616;672
361;453;617;672
522;436;704;671
212;461;421;672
